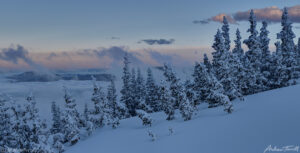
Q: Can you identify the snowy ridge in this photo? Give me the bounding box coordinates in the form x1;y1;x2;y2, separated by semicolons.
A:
66;84;300;153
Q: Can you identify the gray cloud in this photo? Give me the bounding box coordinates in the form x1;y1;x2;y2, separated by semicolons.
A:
147;50;173;64
43;47;143;65
0;45;52;73
193;20;210;24
0;45;34;65
139;39;175;45
92;46;143;64
46;52;58;60
196;5;300;24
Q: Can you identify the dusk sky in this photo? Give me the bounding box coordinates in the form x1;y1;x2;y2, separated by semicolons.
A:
0;0;299;70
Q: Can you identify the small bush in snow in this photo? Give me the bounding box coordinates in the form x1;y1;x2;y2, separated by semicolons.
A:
136;109;152;126
224;100;234;114
147;130;156;141
168;127;174;135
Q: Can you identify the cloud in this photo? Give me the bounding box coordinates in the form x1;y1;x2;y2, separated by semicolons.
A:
233;6;283;22
147;50;173;64
46;52;58;60
0;45;32;64
111;37;120;40
0;45;198;71
193;20;210;24
196;5;300;24
91;46;143;65
139;39;175;45
0;45;53;74
193;13;237;24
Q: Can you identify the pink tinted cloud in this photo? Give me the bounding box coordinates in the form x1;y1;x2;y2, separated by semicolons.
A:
196;5;300;24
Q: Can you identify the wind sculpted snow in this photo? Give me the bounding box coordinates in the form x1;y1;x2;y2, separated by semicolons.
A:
66;84;300;153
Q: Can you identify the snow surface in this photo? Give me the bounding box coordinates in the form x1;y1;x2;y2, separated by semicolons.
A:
66;84;300;153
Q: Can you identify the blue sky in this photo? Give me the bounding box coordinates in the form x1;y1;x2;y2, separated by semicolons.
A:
0;0;299;70
0;0;298;52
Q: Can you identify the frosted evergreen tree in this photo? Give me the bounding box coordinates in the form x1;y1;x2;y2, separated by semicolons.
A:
51;101;62;134
240;57;259;95
212;29;243;100
243;9;266;92
179;97;194;121
107;80;122;128
297;38;300;72
91;80;110;127
222;16;231;51
212;29;225;78
206;76;231;109
61;87;81;145
136;68;146;106
145;68;159;112
297;37;300;56
120;53;131;117
298;38;300;53
193;62;211;103
230;54;247;98
232;29;244;58
259;21;272;88
10;102;27;150
163;64;185;109
83;103;94;136
277;7;298;82
269;42;289;88
136;68;151;112
0;95;12;149
184;80;196;106
91;77;105;126
9;93;52;152
50;102;65;153
231;29;247;95
25;92;51;152
159;80;175;120
203;53;212;73
243;10;259;49
260;21;271;61
50;133;65;153
128;68;138;116
193;62;230;108
220;60;243;101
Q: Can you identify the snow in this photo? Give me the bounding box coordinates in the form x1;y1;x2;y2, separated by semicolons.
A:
65;84;300;153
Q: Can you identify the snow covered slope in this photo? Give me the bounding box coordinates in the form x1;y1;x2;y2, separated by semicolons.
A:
66;84;300;153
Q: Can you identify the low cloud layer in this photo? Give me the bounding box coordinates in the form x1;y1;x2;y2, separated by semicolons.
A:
194;5;300;24
0;46;195;71
139;39;175;45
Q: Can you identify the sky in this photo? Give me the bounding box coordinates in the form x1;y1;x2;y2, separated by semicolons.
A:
0;0;299;70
